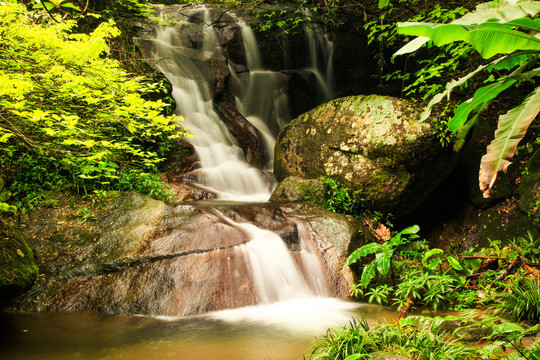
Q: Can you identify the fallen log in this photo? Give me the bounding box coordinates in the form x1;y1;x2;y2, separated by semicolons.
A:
496;258;521;282
522;263;540;277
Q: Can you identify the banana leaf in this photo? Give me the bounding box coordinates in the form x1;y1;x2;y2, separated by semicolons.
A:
347;242;382;265
396;21;540;59
360;263;377;288
479;85;540;197
448;78;517;131
375;250;392;276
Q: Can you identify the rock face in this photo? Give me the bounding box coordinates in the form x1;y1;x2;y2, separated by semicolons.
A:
274;95;459;218
215;99;269;168
9;193;374;316
0;222;38;302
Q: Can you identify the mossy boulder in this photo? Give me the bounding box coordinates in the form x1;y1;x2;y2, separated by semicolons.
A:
274;95;459;218
0;222;38;302
269;176;324;202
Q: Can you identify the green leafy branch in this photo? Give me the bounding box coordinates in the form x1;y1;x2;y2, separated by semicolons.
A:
394;0;540;198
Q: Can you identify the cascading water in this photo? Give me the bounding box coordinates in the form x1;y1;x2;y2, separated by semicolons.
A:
302;8;335;102
150;8;272;201
141;4;340;311
1;7;396;360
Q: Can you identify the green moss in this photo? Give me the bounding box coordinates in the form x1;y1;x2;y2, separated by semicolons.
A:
0;221;38;301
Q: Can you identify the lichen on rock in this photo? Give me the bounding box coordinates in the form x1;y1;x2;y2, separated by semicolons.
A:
274;94;459;218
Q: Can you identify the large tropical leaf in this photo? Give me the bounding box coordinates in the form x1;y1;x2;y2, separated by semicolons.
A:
456;1;540;25
393;36;430;57
347;242;382;265
479;85;540;197
390;224;420;245
448;78;518;131
375;250;392;276
360;263;377;288
396;21;540;59
394;0;540;57
454;102;489;151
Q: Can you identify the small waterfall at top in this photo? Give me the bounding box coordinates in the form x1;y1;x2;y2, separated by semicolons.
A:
232;20;290;169
140;4;340;311
150;6;272;201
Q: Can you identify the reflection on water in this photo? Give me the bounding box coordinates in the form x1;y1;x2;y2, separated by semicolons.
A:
0;300;397;360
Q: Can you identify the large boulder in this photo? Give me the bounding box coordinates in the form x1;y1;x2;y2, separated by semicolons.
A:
274;95;459;218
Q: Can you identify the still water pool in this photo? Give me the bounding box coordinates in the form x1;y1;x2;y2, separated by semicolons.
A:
1;299;397;360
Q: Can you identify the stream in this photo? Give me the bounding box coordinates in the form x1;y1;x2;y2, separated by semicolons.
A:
1;303;397;360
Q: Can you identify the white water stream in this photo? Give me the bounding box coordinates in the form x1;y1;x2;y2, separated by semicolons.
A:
152;10;272;201
143;3;351;333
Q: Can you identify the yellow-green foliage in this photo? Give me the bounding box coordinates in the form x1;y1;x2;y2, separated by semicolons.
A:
0;1;185;207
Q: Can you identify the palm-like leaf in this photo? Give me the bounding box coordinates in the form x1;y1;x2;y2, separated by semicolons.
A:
479;85;540;197
396;21;540;59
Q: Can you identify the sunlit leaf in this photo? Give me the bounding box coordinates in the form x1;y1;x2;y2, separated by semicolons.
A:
376;250;392;276
396;20;540;59
347;243;382;265
447;256;463;270
360;263;377;288
448;78;517;131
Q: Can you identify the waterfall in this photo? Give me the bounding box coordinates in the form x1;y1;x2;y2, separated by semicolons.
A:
140;4;339;309
302;8;335;102
234;20;291;161
149;8;272;201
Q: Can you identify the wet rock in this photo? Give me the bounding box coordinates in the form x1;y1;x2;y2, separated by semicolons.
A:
215;100;268;168
288;204;377;296
275;95;459;218
215;24;247;66
135;37;229;98
167;181;218;202
285;69;321;119
10;193;373;315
